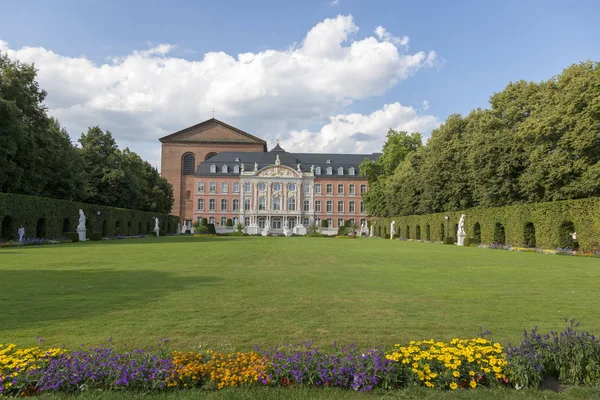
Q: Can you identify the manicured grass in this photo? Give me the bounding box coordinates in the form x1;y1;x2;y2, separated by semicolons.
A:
1;236;599;351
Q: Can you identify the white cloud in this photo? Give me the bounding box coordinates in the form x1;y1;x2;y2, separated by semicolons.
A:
422;100;430;111
330;0;340;5
280;102;440;154
0;15;438;166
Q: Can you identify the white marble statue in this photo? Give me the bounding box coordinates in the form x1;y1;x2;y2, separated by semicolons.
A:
457;214;466;246
390;220;396;240
361;221;369;236
370;225;374;238
241;163;245;172
77;209;86;229
77;209;87;241
275;154;281;166
18;226;25;242
154;217;160;237
254;162;258;171
261;224;270;237
310;165;314;173
297;163;301;172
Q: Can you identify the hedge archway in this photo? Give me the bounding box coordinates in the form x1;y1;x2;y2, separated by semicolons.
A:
36;217;47;239
138;222;142;235
425;224;431;241
115;221;121;236
558;221;577;249
1;215;16;241
523;222;536;248
438;223;445;242
494;222;506;245
473;222;481;244
416;225;421;240
62;218;71;233
454;223;459;243
102;220;108;237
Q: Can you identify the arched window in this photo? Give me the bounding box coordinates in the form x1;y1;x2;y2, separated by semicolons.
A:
210;164;216;173
349;167;355;176
315;166;321;175
273;197;281;210
205;152;218;160
338;167;344;175
221;199;228;211
288;197;296;211
233;165;239;173
183;154;195;175
326;167;332;175
222;165;228;173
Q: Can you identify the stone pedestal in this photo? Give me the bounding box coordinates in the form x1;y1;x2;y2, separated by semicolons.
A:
261;227;270;236
246;225;260;235
294;225;307;236
457;232;466;246
77;226;86;242
154;228;160;237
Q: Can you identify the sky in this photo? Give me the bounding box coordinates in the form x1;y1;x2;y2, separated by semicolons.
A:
1;0;599;168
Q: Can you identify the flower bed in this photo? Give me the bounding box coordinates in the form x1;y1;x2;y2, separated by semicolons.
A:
2;322;599;396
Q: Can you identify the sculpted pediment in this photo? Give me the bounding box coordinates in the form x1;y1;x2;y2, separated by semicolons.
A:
256;165;301;178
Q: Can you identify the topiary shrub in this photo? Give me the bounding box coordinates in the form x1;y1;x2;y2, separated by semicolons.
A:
196;225;209;234
207;223;216;234
494;222;506;245
226;218;233;227
89;232;102;241
64;232;79;242
321;219;329;228
201;218;208;226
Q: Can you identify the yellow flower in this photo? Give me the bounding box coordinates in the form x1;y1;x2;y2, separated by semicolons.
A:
468;370;475;376
452;370;460;377
470;379;477;388
450;382;458;390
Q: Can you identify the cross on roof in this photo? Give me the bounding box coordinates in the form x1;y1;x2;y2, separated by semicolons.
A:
211;108;216;118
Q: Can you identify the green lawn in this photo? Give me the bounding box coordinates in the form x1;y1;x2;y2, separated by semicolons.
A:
1;236;599;351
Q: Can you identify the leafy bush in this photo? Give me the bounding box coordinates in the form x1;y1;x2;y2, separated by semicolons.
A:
226;218;233;227
195;225;209;234
505;320;600;389
64;232;79;242
337;226;348;236
89;232;102;241
206;224;216;234
235;223;245;233
320;220;329;228
201;218;208;226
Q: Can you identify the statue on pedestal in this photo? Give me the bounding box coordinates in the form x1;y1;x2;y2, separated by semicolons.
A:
370;225;374;237
18;226;25;242
254;162;258;172
457;214;466;246
77;209;87;241
154;217;160;237
390;220;396;240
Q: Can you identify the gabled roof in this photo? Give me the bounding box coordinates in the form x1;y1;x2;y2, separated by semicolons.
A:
159;118;267;150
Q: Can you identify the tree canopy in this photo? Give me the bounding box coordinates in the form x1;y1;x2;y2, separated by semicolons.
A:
0;53;173;214
362;61;600;217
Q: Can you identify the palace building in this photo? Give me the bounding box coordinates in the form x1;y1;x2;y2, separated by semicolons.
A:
160;118;379;234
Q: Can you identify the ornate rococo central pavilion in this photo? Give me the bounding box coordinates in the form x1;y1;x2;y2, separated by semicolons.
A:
159;118;379;235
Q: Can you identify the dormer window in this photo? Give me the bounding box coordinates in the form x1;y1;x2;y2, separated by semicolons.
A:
233;165;240;173
338;167;344;175
235;157;240;162
315;166;321;175
326;159;331;164
349;167;355;176
326;166;332;175
222;165;228;173
210;164;216;173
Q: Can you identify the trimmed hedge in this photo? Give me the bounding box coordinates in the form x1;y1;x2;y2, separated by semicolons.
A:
64;232;79;242
0;193;179;241
373;196;600;251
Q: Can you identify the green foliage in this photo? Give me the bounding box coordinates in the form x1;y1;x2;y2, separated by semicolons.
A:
235;223;245;233
320;219;329;228
206;223;216;234
201;218;208;226
443;236;454;245
0;192;179;240
337;226;348;236
363;62;600;217
307;222;319;235
195;225;209;234
373;196;600;251
226;218;233;227
89;232;102;241
64;232;79;242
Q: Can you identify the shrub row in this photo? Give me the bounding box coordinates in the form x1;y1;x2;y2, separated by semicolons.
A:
0;193;179;241
373;197;600;251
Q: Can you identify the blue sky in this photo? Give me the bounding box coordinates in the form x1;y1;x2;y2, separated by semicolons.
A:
1;0;599;165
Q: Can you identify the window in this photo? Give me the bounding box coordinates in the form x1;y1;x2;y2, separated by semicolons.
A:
315;217;321;226
220;216;227;226
326;159;331;164
233;182;240;193
209;216;215;224
232;199;239;211
315;166;321;175
244;198;251;211
209;182;216;193
303;200;310;212
303;218;309;225
233;165;239;173
244;182;251;192
221;182;228;193
209;199;216;211
197;181;205;193
337;201;344;213
288;197;296;211
258;197;266;210
360;218;366;226
326;200;333;213
349;184;355;194
197;199;204;211
338;167;343;176
349;201;355;213
221;165;228;173
303;184;310;194
196;216;203;223
244;217;250;226
360;184;367;193
273;183;281;192
349;167;355;176
258;183;266;192
273;196;281;210
326;166;332;175
186;190;191;200
349;218;355;226
326;184;333;194
315;200;321;212
327;218;333;227
338;218;344;227
360;201;365;213
315;184;321;194
183;154;195;175
233;217;239;226
221;199;228;211
235;157;240;162
210;164;216;173
288;183;295;192
337;184;344;194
